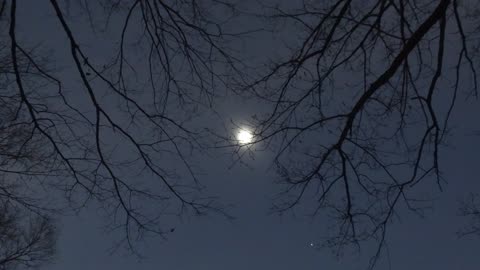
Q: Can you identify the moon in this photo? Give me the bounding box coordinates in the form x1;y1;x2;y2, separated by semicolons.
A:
237;129;253;144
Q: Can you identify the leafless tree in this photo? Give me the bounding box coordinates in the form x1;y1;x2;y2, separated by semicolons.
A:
233;0;479;267
0;69;56;270
3;0;480;267
2;0;242;253
0;201;56;270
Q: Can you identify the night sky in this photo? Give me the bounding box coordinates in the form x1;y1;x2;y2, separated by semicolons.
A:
49;114;480;270
50;137;480;270
2;1;480;269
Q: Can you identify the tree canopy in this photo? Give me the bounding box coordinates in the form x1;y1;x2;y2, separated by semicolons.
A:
0;0;479;268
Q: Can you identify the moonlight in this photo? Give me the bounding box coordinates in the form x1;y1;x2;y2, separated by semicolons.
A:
237;129;253;145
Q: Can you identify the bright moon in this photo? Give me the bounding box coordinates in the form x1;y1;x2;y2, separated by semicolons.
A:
237;129;253;144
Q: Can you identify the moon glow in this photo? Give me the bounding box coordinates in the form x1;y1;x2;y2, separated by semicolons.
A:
237;129;253;144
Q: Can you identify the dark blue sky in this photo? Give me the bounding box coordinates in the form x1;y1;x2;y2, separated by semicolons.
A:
46;99;480;269
10;1;480;269
48;126;480;270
